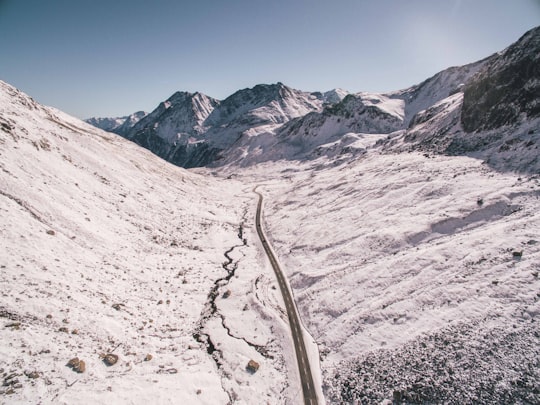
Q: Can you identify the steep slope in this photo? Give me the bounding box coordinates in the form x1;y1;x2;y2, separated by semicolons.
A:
385;25;540;173
461;26;540;132
123;91;220;168
389;59;489;126
0;81;300;404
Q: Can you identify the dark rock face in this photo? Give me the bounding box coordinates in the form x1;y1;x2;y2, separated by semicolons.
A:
129;128;221;168
461;27;540;132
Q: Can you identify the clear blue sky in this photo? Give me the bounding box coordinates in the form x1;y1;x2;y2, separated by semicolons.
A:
1;0;538;119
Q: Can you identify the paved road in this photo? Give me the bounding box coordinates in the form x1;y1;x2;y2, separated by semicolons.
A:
253;188;318;405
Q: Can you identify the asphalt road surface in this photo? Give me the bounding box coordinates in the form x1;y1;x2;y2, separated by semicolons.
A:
254;188;318;405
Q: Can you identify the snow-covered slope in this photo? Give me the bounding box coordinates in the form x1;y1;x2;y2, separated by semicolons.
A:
227;148;540;404
389;59;489;127
0;81;302;404
383;25;540;174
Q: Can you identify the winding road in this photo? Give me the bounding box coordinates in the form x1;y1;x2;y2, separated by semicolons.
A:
253;188;318;405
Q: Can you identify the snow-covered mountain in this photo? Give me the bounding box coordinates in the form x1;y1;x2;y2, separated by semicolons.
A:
121;83;325;168
123;91;220;168
235;26;539;169
115;111;147;136
87;26;538;171
85;116;126;133
87;83;334;168
320;88;350;105
85;111;146;135
385;25;540;174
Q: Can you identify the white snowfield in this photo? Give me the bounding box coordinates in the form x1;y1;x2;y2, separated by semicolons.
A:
1;77;539;405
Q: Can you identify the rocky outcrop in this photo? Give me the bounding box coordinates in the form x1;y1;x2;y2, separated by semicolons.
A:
461;26;540;132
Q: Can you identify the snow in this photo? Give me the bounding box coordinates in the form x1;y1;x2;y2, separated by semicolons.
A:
0;81;301;404
322;89;349;105
224;145;540;403
2;25;539;403
356;92;405;121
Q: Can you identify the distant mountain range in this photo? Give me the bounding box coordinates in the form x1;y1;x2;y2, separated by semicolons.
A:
86;25;540;172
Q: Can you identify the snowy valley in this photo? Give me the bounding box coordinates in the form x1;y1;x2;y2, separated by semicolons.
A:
0;82;302;404
1;26;540;405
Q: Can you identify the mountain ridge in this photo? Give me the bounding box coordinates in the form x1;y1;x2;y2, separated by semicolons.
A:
85;25;540;173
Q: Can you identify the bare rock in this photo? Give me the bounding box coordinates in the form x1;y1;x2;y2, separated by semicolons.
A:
103;353;118;366
75;360;86;373
3;373;20;386
144;354;153;362
67;357;80;368
246;359;260;373
24;371;40;379
66;357;85;373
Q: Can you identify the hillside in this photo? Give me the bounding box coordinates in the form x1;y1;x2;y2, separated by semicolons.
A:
228;147;540;403
0;81;301;404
